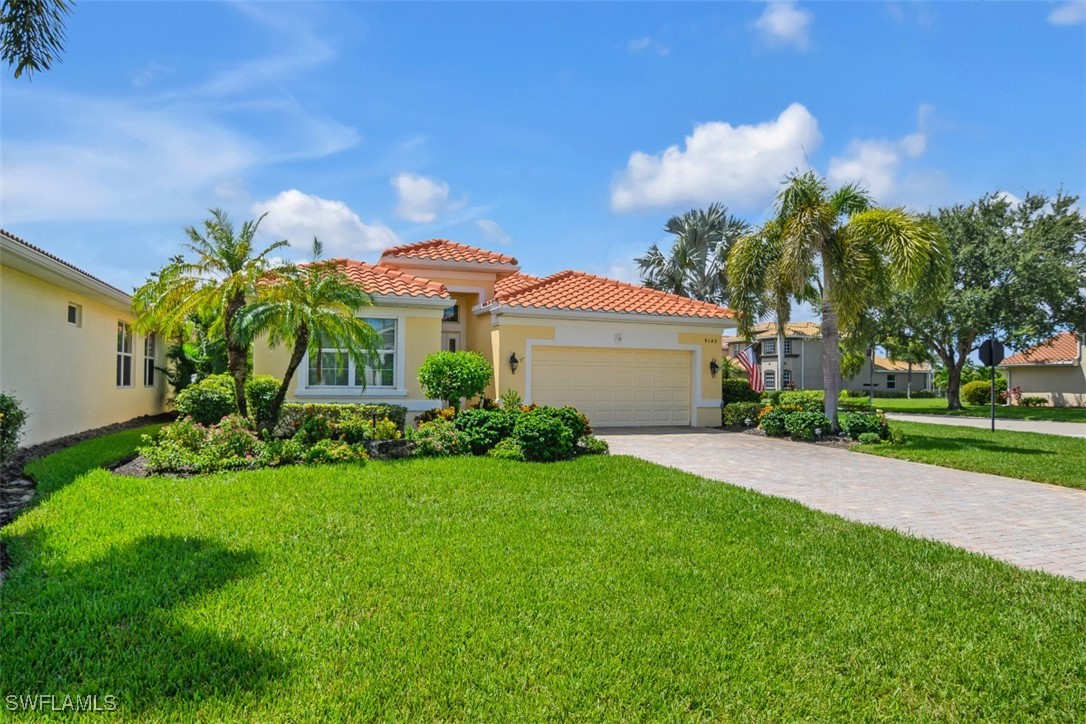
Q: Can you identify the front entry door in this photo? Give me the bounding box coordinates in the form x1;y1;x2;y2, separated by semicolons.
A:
441;332;461;352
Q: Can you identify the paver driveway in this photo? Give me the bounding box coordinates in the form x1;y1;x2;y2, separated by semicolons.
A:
598;428;1086;581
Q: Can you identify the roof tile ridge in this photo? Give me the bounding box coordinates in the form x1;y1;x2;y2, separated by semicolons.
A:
495;270;573;301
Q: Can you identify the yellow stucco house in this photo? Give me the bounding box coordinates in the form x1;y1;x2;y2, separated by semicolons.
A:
253;240;732;427
0;230;167;446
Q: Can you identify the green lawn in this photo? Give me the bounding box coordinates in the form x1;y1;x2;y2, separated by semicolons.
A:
873;396;1086;422
2;434;1084;719
857;420;1086;490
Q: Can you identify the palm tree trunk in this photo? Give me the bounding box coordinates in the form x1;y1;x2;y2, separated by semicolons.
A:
224;291;248;417
261;326;310;435
821;273;841;431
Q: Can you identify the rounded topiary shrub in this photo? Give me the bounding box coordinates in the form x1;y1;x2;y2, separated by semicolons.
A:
784;410;831;441
417;351;493;410
175;373;237;425
245;374;281;427
0;392;29;462
839;412;887;440
453;408;516;455
962;378;1007;406
513;408;575;462
722;379;761;405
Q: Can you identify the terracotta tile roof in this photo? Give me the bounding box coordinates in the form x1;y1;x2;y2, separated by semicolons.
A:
1002;332;1082;366
873;356;932;372
325;258;450;299
1;228;129;297
490;270;733;319
493;272;542;297
723;321;821;342
380;239;518;266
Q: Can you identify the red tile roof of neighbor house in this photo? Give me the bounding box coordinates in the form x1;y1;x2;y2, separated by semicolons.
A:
0;228;130;297
490;270;733;319
1002;332;1082;365
327;258;450;299
380;239;519;266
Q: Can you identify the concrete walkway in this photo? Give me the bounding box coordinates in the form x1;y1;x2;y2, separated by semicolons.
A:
598;428;1086;581
885;413;1086;438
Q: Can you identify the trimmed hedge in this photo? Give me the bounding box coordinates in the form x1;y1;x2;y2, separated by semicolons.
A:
722;379;761;405
175;374;237;425
962;379;1008;406
722;402;764;427
278;403;408;436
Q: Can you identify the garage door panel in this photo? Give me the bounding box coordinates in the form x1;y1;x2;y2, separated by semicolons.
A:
532;347;692;428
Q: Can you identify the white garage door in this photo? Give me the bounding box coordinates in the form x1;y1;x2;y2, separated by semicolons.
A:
531;347;692;427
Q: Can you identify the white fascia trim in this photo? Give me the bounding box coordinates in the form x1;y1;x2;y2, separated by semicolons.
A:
381;257;520;274
1000;361;1078;368
488;304;730;327
370;293;451;309
1;235;133;309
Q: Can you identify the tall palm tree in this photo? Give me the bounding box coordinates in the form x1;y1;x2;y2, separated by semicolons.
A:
636;203;749;305
237;240;380;433
133;209;288;417
734;172;948;427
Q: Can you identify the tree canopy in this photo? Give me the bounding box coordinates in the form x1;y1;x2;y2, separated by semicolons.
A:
1;0;72;78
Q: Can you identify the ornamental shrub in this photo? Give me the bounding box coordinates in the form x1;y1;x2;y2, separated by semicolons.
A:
293;413;333;446
407;420;470;457
722;379;761;405
206;414;261;460
888;427;908;445
175;373;237;425
722;402;764;427
415;407;458;426
962;378;1008;406
453;408;516;455
245;375;281;428
278;403;407;436
778;390;824;412
304;439;368;465
758;405;802;437
784;410;831;441
547;406;591;442
417;351;493;410
499;388;523;410
513;408;575;462
1020;396;1049;407
372;418;402;441
839;412;888;440
488;437;526;461
577;435;610;456
858;432;882;445
0;392;29;462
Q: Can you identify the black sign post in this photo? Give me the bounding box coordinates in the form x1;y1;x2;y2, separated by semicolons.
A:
979;338;1005;431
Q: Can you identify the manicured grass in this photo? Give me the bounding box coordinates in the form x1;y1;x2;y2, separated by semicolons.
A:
873;396;1086;422
23;423;165;499
2;437;1084;719
858;420;1086;490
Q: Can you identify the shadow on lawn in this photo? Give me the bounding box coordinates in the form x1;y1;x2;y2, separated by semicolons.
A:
903;434;1056;456
0;534;289;714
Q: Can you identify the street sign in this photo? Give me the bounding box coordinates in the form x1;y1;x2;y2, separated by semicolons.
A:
979;338;1005;367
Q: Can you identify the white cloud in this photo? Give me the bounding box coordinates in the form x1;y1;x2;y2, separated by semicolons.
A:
252;190;401;257
628;37;670;56
1048;1;1086;25
754;1;813;51
611;103;821;212
476;219;511;244
828;105;932;202
994;191;1023;207
391;172;452;223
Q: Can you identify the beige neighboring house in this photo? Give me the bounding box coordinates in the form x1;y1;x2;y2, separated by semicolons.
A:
1000;332;1085;407
722;321;933;393
0;229;167;446
254;239;732;427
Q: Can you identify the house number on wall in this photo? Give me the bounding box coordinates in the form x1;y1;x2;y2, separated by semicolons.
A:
704;337;719;345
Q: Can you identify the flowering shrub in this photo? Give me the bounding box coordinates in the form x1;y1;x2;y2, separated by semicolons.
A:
303;439;368;465
407;420;470;457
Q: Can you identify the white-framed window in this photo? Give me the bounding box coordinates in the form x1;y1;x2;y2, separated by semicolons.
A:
762;339;776;356
782;369;792;386
764;369;777;390
116;321;133;387
144;334;157;387
886;374;896;390
306;318;397;390
783;339;792;355
67;303;82;327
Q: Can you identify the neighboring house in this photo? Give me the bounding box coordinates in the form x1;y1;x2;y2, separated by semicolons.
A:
252;239;731;427
722;322;933;393
1000;332;1085;407
0;230;166;446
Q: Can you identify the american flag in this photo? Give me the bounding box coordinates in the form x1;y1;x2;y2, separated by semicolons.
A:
735;345;764;393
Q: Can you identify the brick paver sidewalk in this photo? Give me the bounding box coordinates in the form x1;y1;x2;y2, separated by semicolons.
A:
599;428;1086;581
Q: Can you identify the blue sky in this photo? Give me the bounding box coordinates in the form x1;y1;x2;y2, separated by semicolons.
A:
2;1;1084;321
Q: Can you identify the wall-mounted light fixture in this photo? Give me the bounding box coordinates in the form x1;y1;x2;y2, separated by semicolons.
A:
709;358;720;378
509;352;520;374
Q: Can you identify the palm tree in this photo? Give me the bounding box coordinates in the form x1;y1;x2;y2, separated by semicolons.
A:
133;210;289;417
733;172;948;427
1;0;72;78
237;240;380;433
636;203;749;305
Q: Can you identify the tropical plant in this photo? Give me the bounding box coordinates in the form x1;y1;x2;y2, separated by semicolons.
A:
729;172;949;428
635;203;749;305
417;351;494;412
0;391;28;462
1;0;72;78
236;239;380;433
133;210;289;418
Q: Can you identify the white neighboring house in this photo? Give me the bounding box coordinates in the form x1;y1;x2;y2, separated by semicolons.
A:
0;229;167;446
1000;332;1085;407
722;322;933;394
